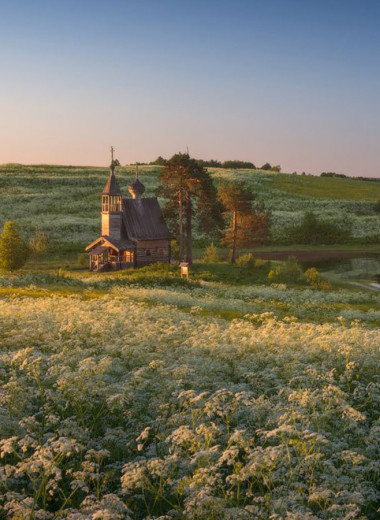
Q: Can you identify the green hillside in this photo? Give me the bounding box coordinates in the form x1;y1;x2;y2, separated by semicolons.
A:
0;164;379;245
274;173;380;200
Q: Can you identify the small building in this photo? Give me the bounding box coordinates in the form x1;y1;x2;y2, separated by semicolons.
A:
86;151;171;271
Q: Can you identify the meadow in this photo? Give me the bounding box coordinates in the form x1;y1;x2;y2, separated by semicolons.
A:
1;164;380;519
1;163;380;246
0;263;380;519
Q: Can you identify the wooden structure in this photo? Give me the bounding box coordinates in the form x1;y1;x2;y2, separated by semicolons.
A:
180;262;189;280
86;149;171;271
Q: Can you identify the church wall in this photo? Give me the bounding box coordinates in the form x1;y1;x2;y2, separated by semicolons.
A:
135;239;170;266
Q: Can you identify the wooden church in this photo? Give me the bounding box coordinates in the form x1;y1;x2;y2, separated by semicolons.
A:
86;149;171;271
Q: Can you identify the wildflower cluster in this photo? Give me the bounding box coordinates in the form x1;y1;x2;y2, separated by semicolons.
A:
0;287;379;519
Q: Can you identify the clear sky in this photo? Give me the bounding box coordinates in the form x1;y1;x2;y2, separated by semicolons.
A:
0;0;379;176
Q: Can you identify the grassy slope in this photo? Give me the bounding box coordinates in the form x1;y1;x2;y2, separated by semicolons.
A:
274;173;380;200
0;164;379;247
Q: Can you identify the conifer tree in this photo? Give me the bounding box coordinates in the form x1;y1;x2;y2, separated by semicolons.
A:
0;221;29;271
157;153;223;264
219;181;270;263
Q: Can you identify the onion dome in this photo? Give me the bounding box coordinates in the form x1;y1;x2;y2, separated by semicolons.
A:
128;167;145;199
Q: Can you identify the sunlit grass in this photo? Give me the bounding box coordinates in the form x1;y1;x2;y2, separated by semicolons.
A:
274;173;380;200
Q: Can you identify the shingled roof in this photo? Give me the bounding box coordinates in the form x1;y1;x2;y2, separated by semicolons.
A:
123;198;170;241
101;170;122;196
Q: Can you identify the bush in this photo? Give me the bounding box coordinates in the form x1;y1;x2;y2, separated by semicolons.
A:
375;200;380;213
286;211;352;245
268;267;281;280
284;256;304;282
267;257;304;284
29;229;49;256
254;258;266;268
77;253;87;266
236;253;254;268
202;243;221;263
0;221;29;271
305;267;331;290
170;239;179;262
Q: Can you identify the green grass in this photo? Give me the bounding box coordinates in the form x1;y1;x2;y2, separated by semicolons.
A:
0;163;379;247
274;173;380;200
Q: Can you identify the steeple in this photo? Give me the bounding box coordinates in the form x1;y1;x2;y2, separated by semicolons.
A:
101;147;123;239
128;164;146;199
102;146;122;196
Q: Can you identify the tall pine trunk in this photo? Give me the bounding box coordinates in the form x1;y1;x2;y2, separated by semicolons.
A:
230;208;237;264
178;188;184;263
186;191;192;265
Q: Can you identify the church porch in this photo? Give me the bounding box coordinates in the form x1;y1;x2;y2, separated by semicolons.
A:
87;246;135;271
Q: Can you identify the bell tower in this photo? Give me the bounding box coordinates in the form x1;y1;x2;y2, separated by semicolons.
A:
101;146;123;240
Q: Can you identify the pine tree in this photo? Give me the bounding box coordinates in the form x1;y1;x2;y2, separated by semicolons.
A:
0;221;29;271
219;181;270;263
157;153;223;264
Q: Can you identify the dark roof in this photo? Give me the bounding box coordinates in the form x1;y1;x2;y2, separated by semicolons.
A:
103;236;135;250
128;178;145;198
87;245;108;256
86;236;135;252
102;170;122;196
123;198;171;241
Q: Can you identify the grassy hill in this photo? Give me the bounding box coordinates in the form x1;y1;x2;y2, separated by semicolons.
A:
0;163;379;247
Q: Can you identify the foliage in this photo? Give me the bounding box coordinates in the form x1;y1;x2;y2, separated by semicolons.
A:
202;242;221;263
320;171;347;178
150;155;167;165
222;160;256;169
284;255;304;281
260;162;272;170
268;257;306;284
305;267;332;290
375;199;380;213
28;228;49;256
0;221;29;271
219;181;270;262
236;252;254;267
286;211;352;245
157;153;224;264
170;239;179;261
77;252;86;266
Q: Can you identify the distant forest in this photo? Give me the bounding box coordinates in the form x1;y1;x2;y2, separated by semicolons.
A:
320;171;380;182
149;156;281;172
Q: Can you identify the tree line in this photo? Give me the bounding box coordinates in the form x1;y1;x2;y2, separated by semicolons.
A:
151;156;281;172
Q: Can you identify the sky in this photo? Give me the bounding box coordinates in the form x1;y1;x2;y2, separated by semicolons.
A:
0;0;379;176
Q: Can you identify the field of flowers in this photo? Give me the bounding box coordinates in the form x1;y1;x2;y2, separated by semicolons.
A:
1;271;380;519
0;164;379;244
